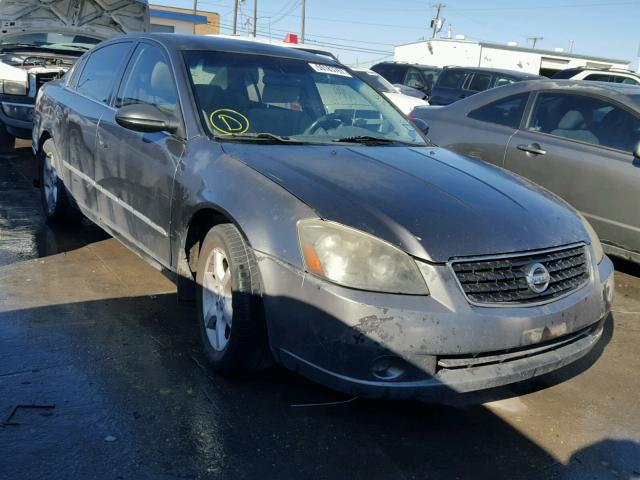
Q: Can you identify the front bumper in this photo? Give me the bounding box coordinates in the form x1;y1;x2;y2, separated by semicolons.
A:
256;250;614;398
0;94;34;138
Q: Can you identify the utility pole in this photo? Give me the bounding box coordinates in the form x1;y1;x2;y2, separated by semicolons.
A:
232;0;239;35
527;36;543;48
569;39;575;53
192;0;198;34
252;0;257;37
301;0;306;43
431;3;445;39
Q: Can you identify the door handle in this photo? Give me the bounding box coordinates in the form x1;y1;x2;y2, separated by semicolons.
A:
517;143;546;155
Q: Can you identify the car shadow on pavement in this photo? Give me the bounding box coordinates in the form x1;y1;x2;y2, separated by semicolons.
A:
0;290;633;480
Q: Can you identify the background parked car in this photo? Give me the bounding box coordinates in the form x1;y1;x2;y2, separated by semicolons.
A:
352;68;428;114
371;61;441;98
0;0;149;153
410;79;640;264
552;67;640;85
428;66;541;106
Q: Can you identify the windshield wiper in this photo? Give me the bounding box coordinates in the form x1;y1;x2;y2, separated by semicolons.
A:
215;132;302;144
333;135;398;145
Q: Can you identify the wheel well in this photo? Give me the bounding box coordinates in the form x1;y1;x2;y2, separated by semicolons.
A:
183;208;233;277
38;132;52;152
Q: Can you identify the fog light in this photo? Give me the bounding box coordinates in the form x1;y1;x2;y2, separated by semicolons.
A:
1;102;34;121
370;356;406;381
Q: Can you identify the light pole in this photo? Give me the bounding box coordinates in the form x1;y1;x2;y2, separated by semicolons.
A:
192;0;198;34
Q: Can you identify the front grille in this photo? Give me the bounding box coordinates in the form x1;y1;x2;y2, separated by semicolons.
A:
451;244;590;305
35;71;65;90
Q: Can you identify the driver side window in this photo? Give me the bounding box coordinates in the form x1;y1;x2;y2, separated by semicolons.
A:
115;43;178;116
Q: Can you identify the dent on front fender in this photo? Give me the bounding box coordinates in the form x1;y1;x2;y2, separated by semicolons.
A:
170;138;318;271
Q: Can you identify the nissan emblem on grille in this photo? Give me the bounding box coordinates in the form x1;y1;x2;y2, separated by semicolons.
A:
524;262;551;293
451;245;589;305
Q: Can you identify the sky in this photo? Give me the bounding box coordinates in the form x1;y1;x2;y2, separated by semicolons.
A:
153;0;640;68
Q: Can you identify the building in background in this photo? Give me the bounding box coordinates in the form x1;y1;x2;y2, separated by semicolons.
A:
150;5;220;35
395;38;630;77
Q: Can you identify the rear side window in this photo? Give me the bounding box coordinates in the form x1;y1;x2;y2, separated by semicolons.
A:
495;76;516;88
465;73;492;92
404;68;426;90
584;73;611;82
612;75;640;85
437;70;465;88
371;64;405;84
76;42;132;104
468;93;528;128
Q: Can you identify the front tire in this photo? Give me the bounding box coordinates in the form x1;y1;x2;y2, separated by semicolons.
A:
196;224;271;374
0;122;15;154
39;138;78;222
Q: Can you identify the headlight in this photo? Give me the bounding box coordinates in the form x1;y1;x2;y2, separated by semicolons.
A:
298;219;429;295
579;213;604;264
1;80;28;96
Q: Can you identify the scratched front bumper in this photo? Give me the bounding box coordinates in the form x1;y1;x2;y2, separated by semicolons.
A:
256;251;614;398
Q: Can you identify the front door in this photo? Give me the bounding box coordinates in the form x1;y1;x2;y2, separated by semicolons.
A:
95;41;183;266
504;91;640;254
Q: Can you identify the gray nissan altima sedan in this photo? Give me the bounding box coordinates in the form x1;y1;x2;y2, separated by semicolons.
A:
32;34;614;398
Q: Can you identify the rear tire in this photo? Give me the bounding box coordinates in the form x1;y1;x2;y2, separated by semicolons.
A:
196;224;271;374
0;122;15;154
39;138;79;223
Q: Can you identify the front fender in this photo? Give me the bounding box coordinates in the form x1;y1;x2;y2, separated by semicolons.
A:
170;137;317;272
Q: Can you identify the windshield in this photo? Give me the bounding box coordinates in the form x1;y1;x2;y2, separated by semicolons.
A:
183;50;426;146
353;70;396;94
0;33;102;52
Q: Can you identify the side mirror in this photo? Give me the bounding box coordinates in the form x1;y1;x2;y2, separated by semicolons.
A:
115;103;180;134
634;141;640;159
410;116;430;136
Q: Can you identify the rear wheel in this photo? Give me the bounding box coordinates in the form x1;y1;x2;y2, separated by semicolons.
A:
196;224;271;374
39;139;78;222
0;122;15;154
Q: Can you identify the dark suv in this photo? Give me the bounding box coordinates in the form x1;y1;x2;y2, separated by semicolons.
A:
428;67;540;106
371;62;441;98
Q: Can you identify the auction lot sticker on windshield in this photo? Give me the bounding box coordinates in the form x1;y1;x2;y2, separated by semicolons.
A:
309;63;352;77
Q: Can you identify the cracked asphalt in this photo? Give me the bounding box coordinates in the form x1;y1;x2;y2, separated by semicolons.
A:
1;141;639;480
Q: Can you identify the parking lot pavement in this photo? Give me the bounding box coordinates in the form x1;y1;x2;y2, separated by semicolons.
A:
1;141;639;480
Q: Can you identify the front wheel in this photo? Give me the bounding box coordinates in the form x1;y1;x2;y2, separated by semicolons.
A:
39;139;78;222
196;224;271;374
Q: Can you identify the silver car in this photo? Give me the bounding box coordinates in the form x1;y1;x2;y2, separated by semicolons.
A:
33;35;614;398
411;79;640;264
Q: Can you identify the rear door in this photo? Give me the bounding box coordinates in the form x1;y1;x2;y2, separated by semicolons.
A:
62;41;133;215
504;91;640;253
95;40;183;265
441;92;530;162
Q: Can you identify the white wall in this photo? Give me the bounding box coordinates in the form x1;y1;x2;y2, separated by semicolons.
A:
394;39;630;75
478;47;540;74
394;40;481;68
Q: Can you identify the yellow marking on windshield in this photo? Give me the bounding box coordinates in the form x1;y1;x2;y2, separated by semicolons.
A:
210;109;250;134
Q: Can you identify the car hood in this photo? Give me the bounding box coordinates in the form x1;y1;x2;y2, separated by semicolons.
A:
0;0;149;40
222;144;588;262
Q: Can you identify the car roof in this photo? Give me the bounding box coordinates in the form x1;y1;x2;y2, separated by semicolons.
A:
516;78;640;95
442;66;541;79
108;33;342;65
373;61;442;70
